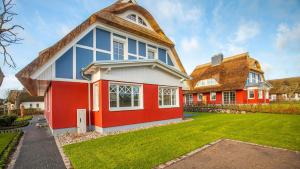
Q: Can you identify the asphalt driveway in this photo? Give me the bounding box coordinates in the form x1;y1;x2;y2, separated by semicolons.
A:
13;115;65;169
165;139;300;169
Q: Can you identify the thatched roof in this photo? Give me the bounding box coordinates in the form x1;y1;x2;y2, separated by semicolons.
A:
187;53;264;93
0;68;3;86
268;77;300;94
7;89;44;104
16;0;186;96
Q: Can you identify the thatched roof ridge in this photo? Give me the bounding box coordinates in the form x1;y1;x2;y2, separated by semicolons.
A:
268;76;300;94
16;0;186;96
188;53;264;93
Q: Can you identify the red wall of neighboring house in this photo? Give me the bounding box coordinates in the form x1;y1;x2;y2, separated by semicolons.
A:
92;80;183;128
184;89;270;105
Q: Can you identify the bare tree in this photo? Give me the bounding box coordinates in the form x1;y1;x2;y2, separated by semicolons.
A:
0;0;23;68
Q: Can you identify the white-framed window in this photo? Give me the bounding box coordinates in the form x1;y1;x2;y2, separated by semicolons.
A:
30;104;32;108
93;82;99;111
248;89;255;99
258;89;263;99
125;13;148;27
138;17;147;26
36;103;39;108
159;87;179;108
109;82;143;111
113;39;124;60
223;91;236;104
197;93;202;102
126;14;136;22
185;94;193;105
147;47;156;59
271;94;276;101
210;92;216;101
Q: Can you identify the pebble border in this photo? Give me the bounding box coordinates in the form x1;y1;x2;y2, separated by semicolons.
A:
54;136;73;169
154;139;223;169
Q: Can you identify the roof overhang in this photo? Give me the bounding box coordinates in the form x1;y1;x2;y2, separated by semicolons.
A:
83;60;190;80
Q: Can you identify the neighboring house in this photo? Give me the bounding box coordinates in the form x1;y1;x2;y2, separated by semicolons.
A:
268;77;300;101
6;89;44;110
16;0;188;135
184;53;272;105
0;68;4;86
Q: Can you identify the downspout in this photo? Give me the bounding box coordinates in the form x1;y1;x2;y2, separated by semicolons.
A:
81;69;91;131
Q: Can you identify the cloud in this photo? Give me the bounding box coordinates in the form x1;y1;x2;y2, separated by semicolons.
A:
180;37;201;54
233;21;260;44
275;23;300;52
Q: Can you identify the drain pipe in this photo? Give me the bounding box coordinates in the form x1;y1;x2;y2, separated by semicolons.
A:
81;69;91;131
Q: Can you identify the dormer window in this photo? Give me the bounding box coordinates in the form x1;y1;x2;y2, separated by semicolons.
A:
138;17;147;26
195;78;218;87
127;14;136;22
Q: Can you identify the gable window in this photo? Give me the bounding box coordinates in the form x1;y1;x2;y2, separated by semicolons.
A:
258;89;263;99
210;92;216;101
138;17;147;26
113;40;124;60
247;72;263;84
159;87;178;108
248;89;255;99
127;14;136;22
196;79;218;87
93;82;99;111
109;83;142;110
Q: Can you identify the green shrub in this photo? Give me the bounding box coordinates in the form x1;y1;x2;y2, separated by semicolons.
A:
0;115;18;127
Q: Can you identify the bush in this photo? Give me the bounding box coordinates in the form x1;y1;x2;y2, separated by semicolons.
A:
0;115;18;127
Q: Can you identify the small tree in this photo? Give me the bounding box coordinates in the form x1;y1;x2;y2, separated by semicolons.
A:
0;0;23;68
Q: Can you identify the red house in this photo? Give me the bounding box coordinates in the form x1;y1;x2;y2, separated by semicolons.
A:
184;53;272;105
16;0;188;135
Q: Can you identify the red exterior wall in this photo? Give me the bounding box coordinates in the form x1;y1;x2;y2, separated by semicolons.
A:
44;81;90;129
44;85;53;128
92;80;183;128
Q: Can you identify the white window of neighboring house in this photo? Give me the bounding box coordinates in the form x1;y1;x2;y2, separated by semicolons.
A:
185;94;193;105
197;93;202;102
159;87;178;108
113;40;125;60
265;91;269;99
30;104;32;108
109;83;142;110
210;92;216;101
248;89;255;99
271;94;276;100
258;90;263;99
93;82;99;111
36;104;39;108
295;93;299;99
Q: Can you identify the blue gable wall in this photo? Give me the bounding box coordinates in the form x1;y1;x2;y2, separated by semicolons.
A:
55;48;73;79
77;30;93;47
96;28;111;51
76;47;93;79
96;51;111;61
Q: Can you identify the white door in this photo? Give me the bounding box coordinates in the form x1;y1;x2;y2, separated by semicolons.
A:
77;109;86;134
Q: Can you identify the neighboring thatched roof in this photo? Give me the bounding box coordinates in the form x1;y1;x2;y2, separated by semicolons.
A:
7;89;44;104
0;68;4;86
187;53;264;93
268;77;300;94
16;0;186;96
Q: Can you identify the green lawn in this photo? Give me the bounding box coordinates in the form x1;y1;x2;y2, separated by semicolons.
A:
15;115;33;122
0;133;17;153
0;132;20;168
64;113;300;169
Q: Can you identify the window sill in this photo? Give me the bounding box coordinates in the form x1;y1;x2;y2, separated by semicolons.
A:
248;98;254;100
93;109;99;112
109;107;143;112
159;105;179;109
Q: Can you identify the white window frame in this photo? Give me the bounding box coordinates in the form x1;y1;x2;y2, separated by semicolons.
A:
147;46;157;59
222;91;236;104
109;82;143;111
248;89;255;99
113;37;126;60
210;92;216;101
159;86;179;108
93;82;99;111
265;91;269;99
258;89;263;99
197;93;203;102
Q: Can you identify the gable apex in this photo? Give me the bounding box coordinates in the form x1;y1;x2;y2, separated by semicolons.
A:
119;0;138;4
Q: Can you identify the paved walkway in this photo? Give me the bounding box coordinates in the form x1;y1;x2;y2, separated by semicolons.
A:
13;115;65;169
165;139;300;169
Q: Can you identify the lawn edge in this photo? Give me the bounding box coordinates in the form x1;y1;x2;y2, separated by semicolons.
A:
6;132;25;169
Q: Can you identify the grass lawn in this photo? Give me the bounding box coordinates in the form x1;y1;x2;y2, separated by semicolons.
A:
64;113;300;169
15;115;33;122
0;132;21;168
0;133;17;154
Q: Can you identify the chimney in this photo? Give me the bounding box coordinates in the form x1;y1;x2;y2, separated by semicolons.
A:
211;53;223;66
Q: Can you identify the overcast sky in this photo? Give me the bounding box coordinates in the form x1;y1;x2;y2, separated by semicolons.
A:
0;0;300;98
